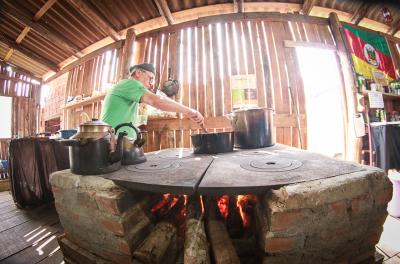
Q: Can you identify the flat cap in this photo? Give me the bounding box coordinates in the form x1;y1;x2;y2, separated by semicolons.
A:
129;63;155;75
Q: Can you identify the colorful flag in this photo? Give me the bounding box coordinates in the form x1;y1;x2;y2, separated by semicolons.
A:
342;23;395;81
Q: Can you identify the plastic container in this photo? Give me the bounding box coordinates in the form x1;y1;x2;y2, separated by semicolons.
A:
1;160;8;170
59;129;78;139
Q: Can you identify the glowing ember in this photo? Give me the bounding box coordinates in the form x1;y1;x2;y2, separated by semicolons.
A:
200;195;205;214
151;194;171;214
237;195;258;227
217;195;229;219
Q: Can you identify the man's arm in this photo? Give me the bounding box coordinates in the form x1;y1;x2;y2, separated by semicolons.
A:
141;91;204;124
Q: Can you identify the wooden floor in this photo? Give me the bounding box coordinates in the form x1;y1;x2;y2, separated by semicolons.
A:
0;190;399;264
0;191;64;264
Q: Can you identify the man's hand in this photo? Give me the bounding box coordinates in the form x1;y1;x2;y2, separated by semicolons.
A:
187;110;204;125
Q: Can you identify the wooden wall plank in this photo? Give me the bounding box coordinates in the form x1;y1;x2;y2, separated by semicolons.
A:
181;28;190;107
190;27;198;111
204;25;214;117
251;21;266;108
222;23;232;114
197;27;206;115
211;23;223;116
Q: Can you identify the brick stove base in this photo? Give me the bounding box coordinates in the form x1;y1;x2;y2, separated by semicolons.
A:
50;165;392;264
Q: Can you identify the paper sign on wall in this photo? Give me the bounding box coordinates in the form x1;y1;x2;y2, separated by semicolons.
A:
368;91;384;108
230;74;258;110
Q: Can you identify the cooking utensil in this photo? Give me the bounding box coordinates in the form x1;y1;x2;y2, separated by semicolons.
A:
191;131;234;154
228;108;275;148
114;122;147;165
59;119;126;175
200;123;208;134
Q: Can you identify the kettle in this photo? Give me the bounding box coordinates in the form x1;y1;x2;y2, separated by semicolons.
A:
114;122;147;165
59;119;127;175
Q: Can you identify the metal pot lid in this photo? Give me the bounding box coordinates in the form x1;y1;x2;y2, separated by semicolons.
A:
79;119;111;133
233;107;273;113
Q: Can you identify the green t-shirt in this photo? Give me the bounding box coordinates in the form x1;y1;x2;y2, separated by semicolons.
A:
101;79;148;138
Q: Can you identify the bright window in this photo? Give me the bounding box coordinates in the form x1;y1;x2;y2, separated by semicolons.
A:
0;96;12;138
296;47;345;158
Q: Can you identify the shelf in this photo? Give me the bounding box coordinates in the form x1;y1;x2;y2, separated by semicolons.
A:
370;121;400;127
362;91;400;100
62;92;106;110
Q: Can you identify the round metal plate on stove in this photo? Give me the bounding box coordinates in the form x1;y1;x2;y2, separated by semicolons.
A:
238;149;275;156
240;157;302;172
156;148;193;159
126;161;180;172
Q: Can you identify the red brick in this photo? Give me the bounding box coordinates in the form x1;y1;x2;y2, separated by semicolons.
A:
95;192;123;215
77;191;98;209
265;236;303;253
100;251;132;264
117;240;131;255
375;188;392;206
95;191;136;216
270;209;303;231
329;200;348;218
351;194;371;214
100;218;124;236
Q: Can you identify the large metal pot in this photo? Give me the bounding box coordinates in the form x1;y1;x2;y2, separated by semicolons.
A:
230;108;275;148
191;131;234;154
60;119;127;175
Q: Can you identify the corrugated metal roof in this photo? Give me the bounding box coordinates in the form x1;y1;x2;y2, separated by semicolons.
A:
0;0;399;79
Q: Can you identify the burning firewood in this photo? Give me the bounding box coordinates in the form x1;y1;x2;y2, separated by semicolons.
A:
206;197;240;264
184;195;211;264
133;196;185;264
227;196;244;238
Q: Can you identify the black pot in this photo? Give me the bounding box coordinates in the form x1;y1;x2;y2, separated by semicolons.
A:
60;132;126;175
191;132;234;154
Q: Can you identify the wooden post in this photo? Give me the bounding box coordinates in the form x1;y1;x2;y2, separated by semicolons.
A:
328;12;360;162
120;28;137;80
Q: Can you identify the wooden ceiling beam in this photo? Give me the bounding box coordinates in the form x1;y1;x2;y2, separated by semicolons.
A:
3;0;59;62
233;0;244;13
388;19;400;35
0;5;82;56
33;0;58;21
351;1;371;25
302;0;316;15
66;0;121;41
0;33;59;72
153;0;174;25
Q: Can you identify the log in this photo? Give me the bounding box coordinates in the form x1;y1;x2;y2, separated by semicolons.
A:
133;222;177;264
133;197;185;264
206;198;240;264
184;196;210;264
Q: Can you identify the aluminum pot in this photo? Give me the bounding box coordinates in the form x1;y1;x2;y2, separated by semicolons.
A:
191;131;234;154
230;108;275;148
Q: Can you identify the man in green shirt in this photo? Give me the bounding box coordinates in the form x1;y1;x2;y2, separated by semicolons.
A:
101;63;204;138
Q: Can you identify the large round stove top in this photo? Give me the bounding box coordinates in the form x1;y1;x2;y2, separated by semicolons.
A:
104;144;365;195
